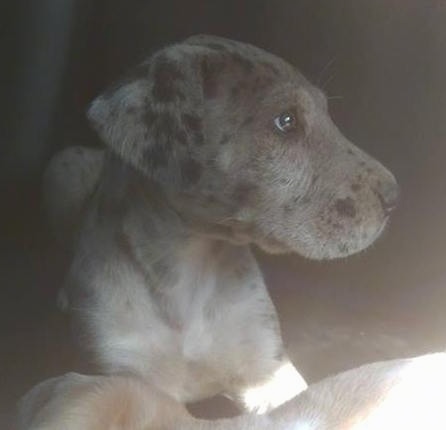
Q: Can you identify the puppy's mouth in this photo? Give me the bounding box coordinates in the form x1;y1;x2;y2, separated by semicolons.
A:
252;211;391;260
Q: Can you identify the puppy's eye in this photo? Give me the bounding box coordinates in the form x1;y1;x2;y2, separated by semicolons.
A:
274;112;296;133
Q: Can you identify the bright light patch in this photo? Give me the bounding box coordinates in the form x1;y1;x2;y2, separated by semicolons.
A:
350;353;446;430
241;361;308;414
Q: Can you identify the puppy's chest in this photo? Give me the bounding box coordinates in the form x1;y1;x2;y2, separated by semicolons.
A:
150;256;263;344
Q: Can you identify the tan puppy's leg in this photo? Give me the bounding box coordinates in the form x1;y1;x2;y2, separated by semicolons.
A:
18;353;446;430
17;373;192;430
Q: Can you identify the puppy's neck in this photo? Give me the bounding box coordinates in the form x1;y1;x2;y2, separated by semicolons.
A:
96;155;240;292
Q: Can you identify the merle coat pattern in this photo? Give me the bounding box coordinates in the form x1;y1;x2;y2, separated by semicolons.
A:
41;35;398;414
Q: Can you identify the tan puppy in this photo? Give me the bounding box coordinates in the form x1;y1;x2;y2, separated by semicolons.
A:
18;353;446;429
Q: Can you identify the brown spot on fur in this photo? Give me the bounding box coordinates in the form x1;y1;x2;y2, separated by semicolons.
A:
335;197;356;218
152;56;185;102
231;82;244;99
175;129;188;146
351;183;361;192
231;52;254;73
253;74;274;91
126;106;137;115
143;107;157;128
220;134;230;145
284;202;295;213
201;56;224;99
241;115;254;127
260;61;280;76
182;113;202;133
181;159;203;184
233;183;257;204
338;243;349;253
143;143;169;168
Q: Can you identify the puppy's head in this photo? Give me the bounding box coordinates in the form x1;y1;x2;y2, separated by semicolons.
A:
88;35;398;259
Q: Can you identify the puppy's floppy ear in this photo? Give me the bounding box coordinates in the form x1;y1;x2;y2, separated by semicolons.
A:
87;70;151;169
87;51;206;184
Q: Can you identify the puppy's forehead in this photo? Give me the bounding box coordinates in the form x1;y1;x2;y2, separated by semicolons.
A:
183;34;300;78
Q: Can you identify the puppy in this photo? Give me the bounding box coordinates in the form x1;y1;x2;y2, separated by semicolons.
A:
41;35;398;413
18;353;446;429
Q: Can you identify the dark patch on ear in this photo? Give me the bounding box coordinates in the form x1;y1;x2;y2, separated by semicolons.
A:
233;182;257;204
182;113;204;146
142;143;169;169
143;107;157;128
347;149;354;155
351;183;361;192
182;113;202;133
175;128;188;146
335;197;356;218
220;133;230;145
201;55;224;99
181;159;203;184
152;56;186;102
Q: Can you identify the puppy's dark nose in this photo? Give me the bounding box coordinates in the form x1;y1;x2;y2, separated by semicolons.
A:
375;181;399;215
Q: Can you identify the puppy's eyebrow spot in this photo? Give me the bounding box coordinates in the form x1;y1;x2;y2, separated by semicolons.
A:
152;56;186;102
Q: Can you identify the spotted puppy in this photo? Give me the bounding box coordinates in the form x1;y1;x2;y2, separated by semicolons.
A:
43;35;398;414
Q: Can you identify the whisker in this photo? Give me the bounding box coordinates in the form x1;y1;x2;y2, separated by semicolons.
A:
316;56;337;86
